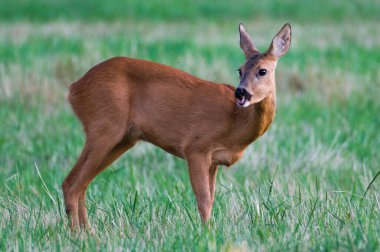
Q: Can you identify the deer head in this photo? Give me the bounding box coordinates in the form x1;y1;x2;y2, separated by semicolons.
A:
235;23;292;107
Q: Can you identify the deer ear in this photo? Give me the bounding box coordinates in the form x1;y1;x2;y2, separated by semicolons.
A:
267;23;292;59
239;24;257;59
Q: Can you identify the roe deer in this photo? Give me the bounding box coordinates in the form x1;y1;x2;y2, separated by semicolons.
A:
63;23;291;229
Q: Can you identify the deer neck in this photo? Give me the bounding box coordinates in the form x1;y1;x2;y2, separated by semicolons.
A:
235;91;276;145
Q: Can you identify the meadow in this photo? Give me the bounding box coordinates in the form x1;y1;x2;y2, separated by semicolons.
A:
0;0;379;250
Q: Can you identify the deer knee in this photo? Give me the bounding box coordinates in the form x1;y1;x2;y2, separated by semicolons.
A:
197;196;213;222
62;179;70;195
62;180;79;214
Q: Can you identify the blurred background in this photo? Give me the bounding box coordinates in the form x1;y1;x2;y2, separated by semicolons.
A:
0;0;379;250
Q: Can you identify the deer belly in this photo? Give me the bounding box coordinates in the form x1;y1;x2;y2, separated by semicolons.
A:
212;149;243;167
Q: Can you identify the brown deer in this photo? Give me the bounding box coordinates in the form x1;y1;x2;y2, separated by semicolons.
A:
62;23;291;229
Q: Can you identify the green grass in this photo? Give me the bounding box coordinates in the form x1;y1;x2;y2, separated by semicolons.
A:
1;0;379;23
0;1;380;251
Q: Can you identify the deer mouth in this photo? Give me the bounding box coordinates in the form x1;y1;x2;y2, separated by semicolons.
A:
235;87;252;108
236;96;249;107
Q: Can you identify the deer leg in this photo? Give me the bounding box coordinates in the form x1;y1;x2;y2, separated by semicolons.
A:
62;128;127;230
77;138;136;228
208;164;219;207
186;154;214;222
62;145;89;229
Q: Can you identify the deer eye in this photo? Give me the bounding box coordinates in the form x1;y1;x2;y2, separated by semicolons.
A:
258;69;267;76
237;68;242;77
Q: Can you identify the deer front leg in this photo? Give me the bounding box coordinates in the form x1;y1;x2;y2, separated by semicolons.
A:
186;154;215;222
209;164;218;207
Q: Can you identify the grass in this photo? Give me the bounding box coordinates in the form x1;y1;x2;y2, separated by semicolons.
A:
0;1;379;251
1;0;379;23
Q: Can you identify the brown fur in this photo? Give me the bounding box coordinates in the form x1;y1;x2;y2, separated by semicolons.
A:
62;23;291;229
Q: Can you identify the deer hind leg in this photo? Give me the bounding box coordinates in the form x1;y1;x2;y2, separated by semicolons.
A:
62;145;89;229
62;124;132;230
77;138;136;228
186;154;214;222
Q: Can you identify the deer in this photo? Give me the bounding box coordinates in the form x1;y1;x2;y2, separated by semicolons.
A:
62;23;291;230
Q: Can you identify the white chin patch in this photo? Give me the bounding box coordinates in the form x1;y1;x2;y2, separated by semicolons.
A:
236;97;250;108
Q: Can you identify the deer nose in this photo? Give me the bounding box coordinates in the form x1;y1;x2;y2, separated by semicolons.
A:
235;87;246;99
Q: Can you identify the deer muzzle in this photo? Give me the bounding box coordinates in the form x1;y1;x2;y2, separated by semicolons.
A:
235;87;252;107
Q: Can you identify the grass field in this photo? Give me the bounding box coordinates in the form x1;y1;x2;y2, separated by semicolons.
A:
1;0;380;251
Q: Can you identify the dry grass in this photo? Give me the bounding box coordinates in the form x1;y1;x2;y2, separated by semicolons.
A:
2;21;378;104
